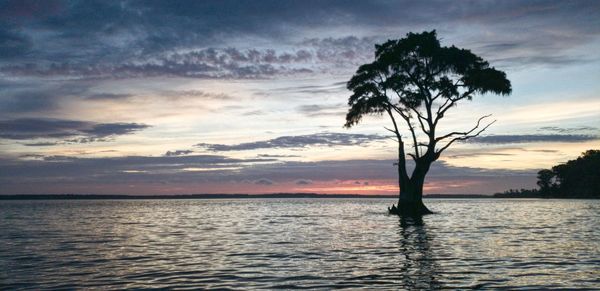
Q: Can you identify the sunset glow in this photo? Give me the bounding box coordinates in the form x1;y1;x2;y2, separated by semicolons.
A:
1;1;599;195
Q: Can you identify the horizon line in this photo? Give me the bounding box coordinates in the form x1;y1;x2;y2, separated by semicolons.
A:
0;193;494;200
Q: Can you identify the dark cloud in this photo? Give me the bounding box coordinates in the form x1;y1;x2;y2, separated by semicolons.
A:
295;179;313;185
0;154;277;186
1;91;58;113
539;126;598;133
254;178;276;185
469;134;599;144
196;132;387;151
273;81;347;95
23;141;60;147
257;154;301;158
489;55;591;68
242;159;531;182
0;81;90;114
448;152;514;159
296;104;346;117
2;1;596;81
0;118;150;141
242;110;265;116
164;150;194;157
162;90;233;100
0;26;33;58
2;46;357;79
85;93;134;100
0;153;532;194
84;123;148;137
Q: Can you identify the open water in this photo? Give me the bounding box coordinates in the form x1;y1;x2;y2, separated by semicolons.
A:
1;198;599;290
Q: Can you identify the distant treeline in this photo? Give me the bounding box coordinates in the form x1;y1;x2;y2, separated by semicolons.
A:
495;150;600;198
0;193;396;200
0;193;494;200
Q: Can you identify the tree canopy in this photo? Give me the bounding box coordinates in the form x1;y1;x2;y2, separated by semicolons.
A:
496;150;600;198
345;30;511;161
345;30;511;215
546;150;600;198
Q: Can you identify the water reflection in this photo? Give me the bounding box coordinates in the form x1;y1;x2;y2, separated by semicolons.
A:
1;199;599;289
397;216;442;290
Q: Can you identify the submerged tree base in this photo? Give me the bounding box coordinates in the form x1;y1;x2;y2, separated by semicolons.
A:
388;202;434;216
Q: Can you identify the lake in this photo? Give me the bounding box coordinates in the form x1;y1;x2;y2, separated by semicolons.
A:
1;199;599;290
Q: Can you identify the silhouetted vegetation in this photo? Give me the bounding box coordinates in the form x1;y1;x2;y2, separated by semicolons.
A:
495;150;600;198
0;193;397;200
493;188;539;198
345;30;511;216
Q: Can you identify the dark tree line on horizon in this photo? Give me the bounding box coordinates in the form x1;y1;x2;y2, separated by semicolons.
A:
495;150;600;198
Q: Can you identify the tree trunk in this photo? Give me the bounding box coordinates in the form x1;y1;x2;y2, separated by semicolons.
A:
389;160;434;216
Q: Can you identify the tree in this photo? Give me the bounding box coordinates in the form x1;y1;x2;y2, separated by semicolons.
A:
345;31;511;216
550;150;600;198
536;169;555;196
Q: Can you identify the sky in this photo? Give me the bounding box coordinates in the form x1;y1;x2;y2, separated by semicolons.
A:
1;0;599;195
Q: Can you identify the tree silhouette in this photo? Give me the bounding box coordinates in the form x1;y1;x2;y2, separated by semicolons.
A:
345;30;511;216
536;169;555;196
550;149;600;198
497;149;600;198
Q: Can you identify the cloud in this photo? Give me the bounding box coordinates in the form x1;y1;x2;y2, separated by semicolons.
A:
164;150;194;157
1;47;316;79
2;44;368;79
196;132;387;151
273;81;346;95
85;93;134;100
254;178;276;185
0;118;150;141
0;26;32;58
0;154;278;186
469;134;599;144
0;153;535;195
448;152;514;159
539;126;597;133
0;81;90;115
295;179;313;185
242;110;265;116
1;0;598;85
23;141;61;147
83;123;149;137
296;104;346;117
0;90;62;113
162;90;233;100
257;154;301;158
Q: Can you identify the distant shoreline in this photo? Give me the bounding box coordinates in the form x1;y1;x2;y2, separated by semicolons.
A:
0;193;495;200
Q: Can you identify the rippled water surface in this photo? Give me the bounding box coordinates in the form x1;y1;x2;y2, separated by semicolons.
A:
1;199;599;290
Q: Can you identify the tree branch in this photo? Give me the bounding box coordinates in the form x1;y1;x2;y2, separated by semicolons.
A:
407;106;430;135
389;88;430;135
391;105;420;158
434;88;476;127
384;108;401;138
435;114;492;142
407;153;417;161
435;114;496;157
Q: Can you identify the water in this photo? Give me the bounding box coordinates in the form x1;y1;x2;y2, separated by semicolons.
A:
1;199;599;290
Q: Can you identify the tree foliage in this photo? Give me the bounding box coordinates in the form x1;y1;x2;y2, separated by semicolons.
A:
345;31;511;215
545;150;600;198
346;30;510;178
497;150;600;198
536;169;555;193
345;31;511;162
